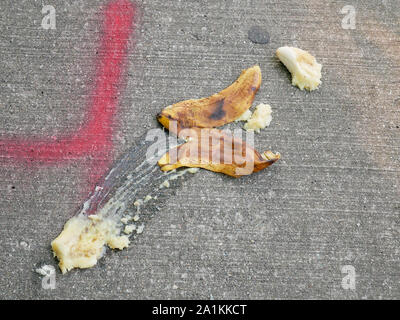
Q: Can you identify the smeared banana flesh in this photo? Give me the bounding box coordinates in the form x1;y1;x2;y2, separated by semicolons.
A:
276;46;322;91
235;109;253;122
244;103;272;132
51;214;129;274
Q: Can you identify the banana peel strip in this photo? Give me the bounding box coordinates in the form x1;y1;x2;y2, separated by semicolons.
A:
157;65;262;134
158;127;280;177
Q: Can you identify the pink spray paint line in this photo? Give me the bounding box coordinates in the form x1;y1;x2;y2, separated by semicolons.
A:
0;0;136;189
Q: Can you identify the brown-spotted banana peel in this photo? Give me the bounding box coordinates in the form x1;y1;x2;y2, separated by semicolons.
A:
157;65;262;134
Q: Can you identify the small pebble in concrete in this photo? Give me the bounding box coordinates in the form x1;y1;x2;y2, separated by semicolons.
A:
248;26;270;44
136;224;145;234
19;240;30;249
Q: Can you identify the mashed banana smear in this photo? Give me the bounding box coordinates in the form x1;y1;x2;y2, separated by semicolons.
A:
51;214;129;274
244;103;272;132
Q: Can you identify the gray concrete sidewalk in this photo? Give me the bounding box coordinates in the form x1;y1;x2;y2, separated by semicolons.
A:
0;0;399;299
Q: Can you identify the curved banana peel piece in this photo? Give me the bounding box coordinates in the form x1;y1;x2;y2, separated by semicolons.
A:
158;128;280;178
157;65;262;134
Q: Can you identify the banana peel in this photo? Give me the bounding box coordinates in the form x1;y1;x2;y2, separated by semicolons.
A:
158;128;280;177
157;66;280;177
157;65;262;134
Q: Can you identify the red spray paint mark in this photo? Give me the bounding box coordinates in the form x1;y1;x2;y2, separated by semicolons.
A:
0;0;135;190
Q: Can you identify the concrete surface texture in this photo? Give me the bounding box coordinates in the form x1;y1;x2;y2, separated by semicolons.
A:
0;0;399;299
